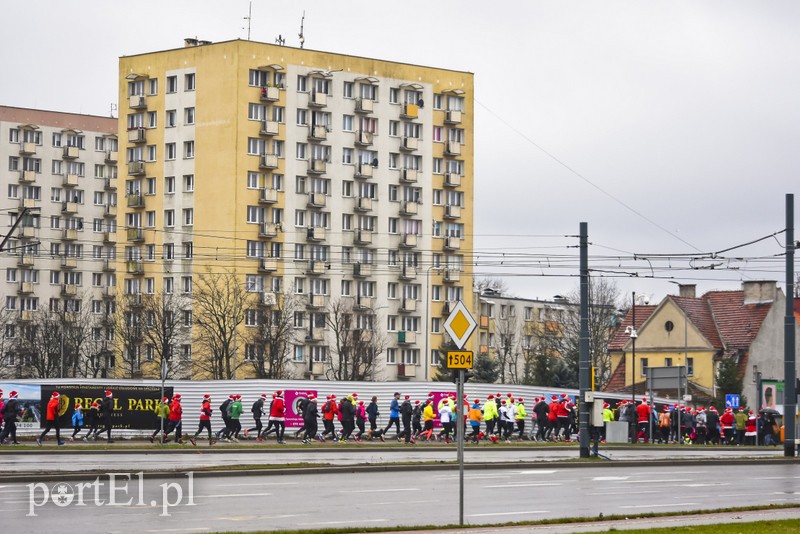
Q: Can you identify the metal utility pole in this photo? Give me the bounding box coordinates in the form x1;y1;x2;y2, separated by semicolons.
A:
785;193;796;457
457;368;465;525
578;222;590;458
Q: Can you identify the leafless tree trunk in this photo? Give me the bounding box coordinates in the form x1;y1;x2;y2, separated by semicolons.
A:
246;291;301;379
492;314;519;383
139;291;192;380
325;298;387;381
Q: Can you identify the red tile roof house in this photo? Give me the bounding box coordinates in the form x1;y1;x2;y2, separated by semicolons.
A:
604;281;798;409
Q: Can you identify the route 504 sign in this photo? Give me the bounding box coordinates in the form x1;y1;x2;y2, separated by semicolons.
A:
447;351;474;369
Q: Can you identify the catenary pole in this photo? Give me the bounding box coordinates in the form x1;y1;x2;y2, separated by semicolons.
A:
579;222;590;458
784;193;796;457
457;368;465;524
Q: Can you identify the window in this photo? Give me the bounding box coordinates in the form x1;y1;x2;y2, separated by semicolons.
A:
247;206;264;224
184;107;195;125
165;176;175;193
166;110;176;128
640;357;649;377
342;115;354;132
296;75;307;92
166;76;177;93
343;81;353;98
296;143;307;160
164;210;175;227
146;177;156;195
183;208;193;226
52;133;62;147
184;73;196;91
433;94;443;109
432;190;443;205
146;145;156;162
294;345;304;362
180;174;194;192
249;103;267;121
433;158;443;174
165;143;176;160
386;348;396;364
147;111;157;128
183;141;194;159
432;126;443;142
687;357;694;376
294;210;306;227
665;357;673;367
342;213;352;230
389;88;399;104
148;78;158;95
181;276;192;294
296;109;308;126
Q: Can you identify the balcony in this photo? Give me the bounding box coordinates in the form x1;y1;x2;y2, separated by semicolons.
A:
61;228;78;241
307;192;326;208
352;262;372;278
260;86;280;102
355;296;374;310
258;258;278;272
127;293;144;308
260;120;279;136
259;291;277;307
442;301;457;316
445;236;461;250
308;124;328;141
401;233;417;248
445;204;462;219
309;90;327;108
354;229;372;245
397;330;417;344
306;227;326;241
129;95;147;109
355;163;374;179
103;231;116;244
400;168;417;183
18;197;38;210
400;201;418;216
18;255;34;267
259;222;278;238
19;142;37;155
61;201;78;214
355;130;373;146
61;284;77;297
400;266;417;280
354;196;372;212
102;286;115;299
126;193;144;208
128;160;145;175
126;227;144;242
127;128;146;144
63;146;79;159
61;257;78;269
397;363;417;379
355;98;373;113
401;298;417;313
102;260;115;272
259;153;278;169
104;204;117;217
18;310;34;322
401;136;418;152
18;281;34;294
259;187;278;204
104;178;117;190
445;141;462;156
126;260;144;274
401;103;419;119
18;170;36;183
445;110;462;124
308;159;327;174
444;269;461;283
18;225;36;239
105;151;118;164
306;294;327;309
445;173;462;187
63;174;79;187
306;327;325;342
307;362;325;376
307;261;326;275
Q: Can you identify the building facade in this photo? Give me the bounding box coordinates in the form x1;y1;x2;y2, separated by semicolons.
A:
118;39;474;381
1;106;118;377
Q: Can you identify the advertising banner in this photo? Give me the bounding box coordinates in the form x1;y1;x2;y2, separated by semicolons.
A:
761;381;784;415
284;389;317;427
39;384;173;429
0;382;41;429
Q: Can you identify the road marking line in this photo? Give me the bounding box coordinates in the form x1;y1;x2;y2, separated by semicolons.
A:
483;483;562;488
593;476;629;481
620;479;691;484
632;471;707;475
347;488;419;493
679;483;732;487
144;529;209;533
299;519;387;526
515;470;558;474
588;490;659;496
469;510;549;517
216;482;297;487
620;503;699;509
374;500;428;505
194;492;273;498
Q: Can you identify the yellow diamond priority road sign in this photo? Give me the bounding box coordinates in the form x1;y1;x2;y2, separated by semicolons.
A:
443;300;477;350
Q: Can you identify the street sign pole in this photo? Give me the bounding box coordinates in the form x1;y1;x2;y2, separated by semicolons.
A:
457;368;464;526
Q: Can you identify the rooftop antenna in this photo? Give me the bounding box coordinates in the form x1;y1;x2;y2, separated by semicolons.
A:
243;1;252;40
109;103;117;119
275;34;285;46
298;11;305;48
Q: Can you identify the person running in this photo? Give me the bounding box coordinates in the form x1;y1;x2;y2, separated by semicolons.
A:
706;406;720;445
216;395;234;441
695;407;707;445
355;400;368;441
420;399;436;441
411;400;423;440
320;395;338;441
261;394;278;439
745;411;757;445
658;405;671;444
303;396;322;444
635;398;651;444
69;403;84;442
246;394;266;440
515;398;527;440
98;390;114;443
339;394;356;442
149;397;171;443
165;394;184;444
37;391;64;446
83;401;101;441
294;395;311;440
533;397;549;441
366;396;379;431
228;394;244;441
190;394;216;446
398;395;414;444
720;407;735;445
735;408;747;446
468;399;482;442
383;392;401;439
270;390;286;444
439;399;454;443
0;391;21;445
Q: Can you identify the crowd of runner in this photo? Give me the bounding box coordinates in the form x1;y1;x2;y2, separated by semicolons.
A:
0;388;783;447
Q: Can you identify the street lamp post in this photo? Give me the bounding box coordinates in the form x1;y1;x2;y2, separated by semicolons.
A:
625;292;639;443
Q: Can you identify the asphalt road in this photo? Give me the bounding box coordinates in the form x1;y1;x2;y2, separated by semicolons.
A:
2;463;799;533
0;445;786;474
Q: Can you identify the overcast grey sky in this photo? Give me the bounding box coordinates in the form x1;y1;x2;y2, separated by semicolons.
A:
4;1;799;305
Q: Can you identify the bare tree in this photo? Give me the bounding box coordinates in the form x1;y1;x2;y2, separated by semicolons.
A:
138;291;192;380
0;306;20;378
11;309;62;378
492;313;519;383
78;297;116;379
519;318;563;386
245;291;301;379
474;277;509;296
193;270;251;380
325;298;387;381
113;294;145;379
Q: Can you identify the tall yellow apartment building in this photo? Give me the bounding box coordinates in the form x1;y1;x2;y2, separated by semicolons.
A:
118;39;474;381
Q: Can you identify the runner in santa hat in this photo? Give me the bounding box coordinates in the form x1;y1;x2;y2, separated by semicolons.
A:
37;391;64;446
149;396;171;444
190;394;215;446
216;394;235;442
533;396;550;442
483;394;498;437
246;393;267;441
270;390;287;444
97;389;115;443
745;410;757;445
411;399;423;440
0;391;21;445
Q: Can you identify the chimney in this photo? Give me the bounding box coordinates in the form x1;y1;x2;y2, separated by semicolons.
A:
678;284;696;299
742;280;777;304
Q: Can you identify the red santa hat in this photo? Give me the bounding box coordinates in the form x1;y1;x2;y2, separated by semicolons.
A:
352;393;359;398
405;395;410;400
551;395;559;401
8;391;17;399
501;400;507;405
518;398;524;403
604;403;610;409
51;391;60;398
663;405;670;412
561;393;568;398
91;401;99;407
507;393;513;398
229;394;235;399
449;393;456;398
275;390;283;397
487;394;494;400
163;396;169;402
415;400;420;405
260;393;268;399
359;400;364;405
308;395;316;401
105;390;113;398
203;394;211;400
173;395;182;402
425;398;432;404
330;394;336;399
463;393;468;398
474;399;481;404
